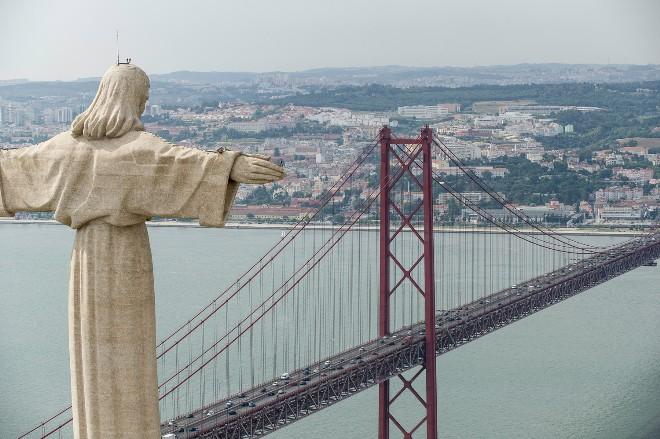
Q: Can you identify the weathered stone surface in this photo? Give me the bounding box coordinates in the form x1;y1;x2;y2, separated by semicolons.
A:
0;64;284;438
0;130;241;227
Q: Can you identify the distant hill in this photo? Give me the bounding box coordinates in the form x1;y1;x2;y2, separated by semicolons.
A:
0;79;29;86
3;64;660;90
1;64;658;109
149;64;660;87
151;70;260;84
0;80;99;96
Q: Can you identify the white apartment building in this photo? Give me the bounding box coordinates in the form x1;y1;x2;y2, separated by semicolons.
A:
438;192;484;205
594;186;643;203
397;105;449;119
57;107;73;124
597;206;643;222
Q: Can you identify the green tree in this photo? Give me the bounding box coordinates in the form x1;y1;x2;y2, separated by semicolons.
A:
446;199;461;220
331;214;345;225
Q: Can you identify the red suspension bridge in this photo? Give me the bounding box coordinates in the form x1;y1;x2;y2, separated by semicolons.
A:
19;127;660;439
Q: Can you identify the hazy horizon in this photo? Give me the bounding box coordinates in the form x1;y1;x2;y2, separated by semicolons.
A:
2;0;659;81
1;62;659;84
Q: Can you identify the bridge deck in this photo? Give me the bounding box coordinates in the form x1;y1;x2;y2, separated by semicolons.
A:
161;233;660;439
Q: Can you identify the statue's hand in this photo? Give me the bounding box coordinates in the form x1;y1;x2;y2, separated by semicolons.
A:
230;155;286;184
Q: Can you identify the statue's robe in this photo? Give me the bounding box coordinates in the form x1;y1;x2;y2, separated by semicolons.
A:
0;131;240;438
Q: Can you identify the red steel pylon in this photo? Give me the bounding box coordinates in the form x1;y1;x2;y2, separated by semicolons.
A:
378;125;438;439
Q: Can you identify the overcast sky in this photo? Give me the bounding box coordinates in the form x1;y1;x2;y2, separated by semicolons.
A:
1;0;659;81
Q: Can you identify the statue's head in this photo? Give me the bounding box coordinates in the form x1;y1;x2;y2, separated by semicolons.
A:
71;64;150;139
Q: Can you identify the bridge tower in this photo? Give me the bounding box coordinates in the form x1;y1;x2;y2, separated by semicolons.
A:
378;126;438;439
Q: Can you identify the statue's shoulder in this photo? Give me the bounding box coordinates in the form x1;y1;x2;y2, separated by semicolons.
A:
123;131;189;160
133;131;211;155
132;130;174;149
52;131;77;144
29;131;78;152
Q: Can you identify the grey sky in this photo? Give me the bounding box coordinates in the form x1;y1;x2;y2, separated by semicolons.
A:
1;0;659;81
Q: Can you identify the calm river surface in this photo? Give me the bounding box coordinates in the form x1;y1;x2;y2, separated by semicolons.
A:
1;224;658;438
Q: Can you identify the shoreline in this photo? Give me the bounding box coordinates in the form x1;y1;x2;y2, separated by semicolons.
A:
0;218;653;237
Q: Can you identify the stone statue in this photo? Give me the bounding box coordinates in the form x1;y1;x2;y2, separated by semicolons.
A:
0;64;284;438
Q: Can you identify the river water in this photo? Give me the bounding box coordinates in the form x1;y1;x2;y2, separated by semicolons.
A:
1;224;658;438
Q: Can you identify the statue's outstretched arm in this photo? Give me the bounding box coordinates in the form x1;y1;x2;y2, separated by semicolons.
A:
0;145;65;216
229;154;285;185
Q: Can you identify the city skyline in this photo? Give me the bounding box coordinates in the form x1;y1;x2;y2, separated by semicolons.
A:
2;0;660;81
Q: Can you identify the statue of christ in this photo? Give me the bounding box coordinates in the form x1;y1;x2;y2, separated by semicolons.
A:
0;64;285;438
